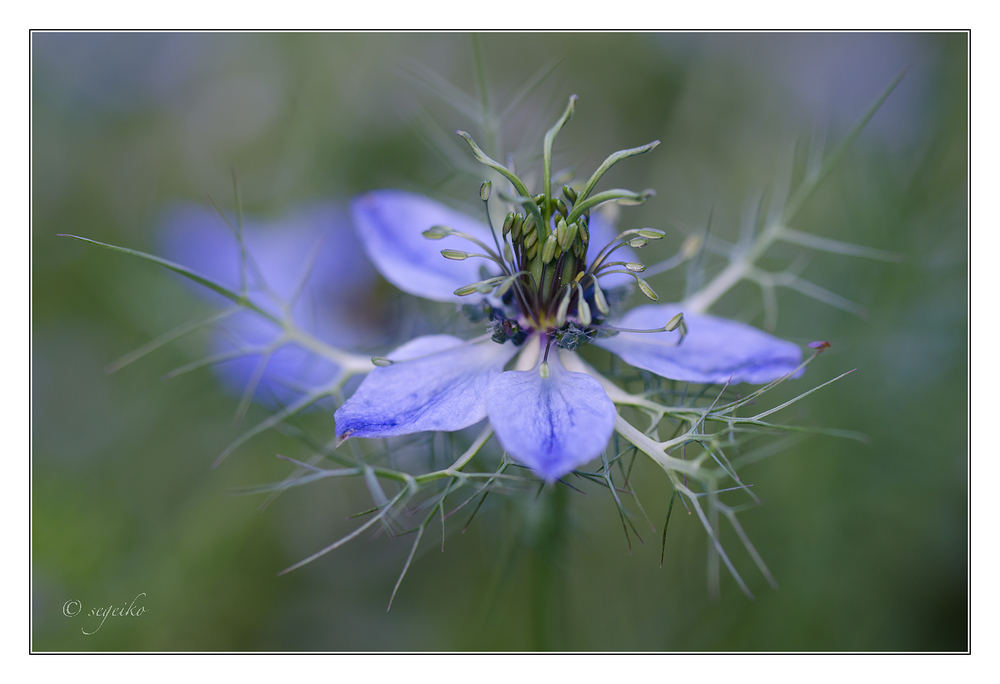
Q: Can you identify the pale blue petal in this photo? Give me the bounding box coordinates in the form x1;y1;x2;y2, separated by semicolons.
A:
595;304;803;384
157;202;378;403
335;335;518;439
204;314;341;405
351;190;500;303
486;349;616;482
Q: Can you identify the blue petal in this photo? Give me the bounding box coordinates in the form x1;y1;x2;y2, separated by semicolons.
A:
595;304;803;384
157;202;379;402
351;190;500;303
203;313;341;404
486;348;616;482
335;335;518;439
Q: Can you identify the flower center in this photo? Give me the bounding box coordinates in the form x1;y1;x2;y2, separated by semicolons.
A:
423;96;683;354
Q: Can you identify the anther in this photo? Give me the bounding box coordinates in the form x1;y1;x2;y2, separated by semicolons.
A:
422;226;451;240
511;213;524;240
502;212;515;237
541;233;558;263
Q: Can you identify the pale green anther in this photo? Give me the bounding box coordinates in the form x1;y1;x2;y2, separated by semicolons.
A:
480;180;492;201
664;312;684;332
422;226;450;240
539;362;550;379
476;281;494;294
526;241;538;261
504;242;513;263
628;237;649;248
572;241;583;258
636;277;658;301
554;198;568;217
502;212;515;236
637;228;665;239
511;213;524;240
541;233;558;263
555;288;572;326
592;281;610;314
441;249;469;260
522;215;535;239
561;222;578;250
523;228;538;249
577;298;592;326
533;193;545;207
372;357;393;367
555;218;568;246
562;185;578;203
625;262;646;272
578;217;589;245
454;283;480;296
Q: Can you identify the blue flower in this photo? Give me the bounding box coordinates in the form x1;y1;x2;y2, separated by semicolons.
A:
158;201;380;405
335;189;803;482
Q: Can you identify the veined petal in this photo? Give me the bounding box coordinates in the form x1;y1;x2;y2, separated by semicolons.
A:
158;202;375;318
595;304;803;384
335;335;518;439
205;313;340;404
351;190;500;303
486;345;616;482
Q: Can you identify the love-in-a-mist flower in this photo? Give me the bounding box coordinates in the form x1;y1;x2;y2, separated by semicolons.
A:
336;96;802;482
159;202;380;405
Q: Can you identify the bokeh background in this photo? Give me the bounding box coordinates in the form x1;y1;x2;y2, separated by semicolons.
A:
32;32;967;651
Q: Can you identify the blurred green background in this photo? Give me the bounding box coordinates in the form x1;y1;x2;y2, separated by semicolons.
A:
32;32;967;651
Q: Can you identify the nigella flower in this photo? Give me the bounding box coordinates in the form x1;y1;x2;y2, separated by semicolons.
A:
335;97;803;482
158;201;380;405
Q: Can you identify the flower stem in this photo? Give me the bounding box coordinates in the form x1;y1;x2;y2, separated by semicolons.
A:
528;485;569;651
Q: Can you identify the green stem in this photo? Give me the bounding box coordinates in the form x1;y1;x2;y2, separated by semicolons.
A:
528;485;569;651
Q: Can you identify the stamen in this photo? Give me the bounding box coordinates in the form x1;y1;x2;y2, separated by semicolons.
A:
424;225;511;276
594;260;645;273
555;286;572;327
370;333;495;369
597;269;659;300
541;233;558;263
480;180;513;273
585;228;663;278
